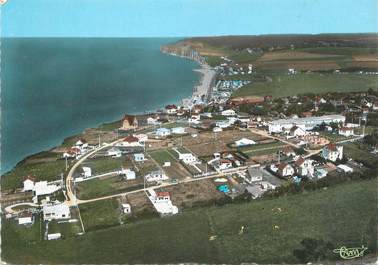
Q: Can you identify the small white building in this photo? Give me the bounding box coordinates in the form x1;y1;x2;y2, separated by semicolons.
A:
34;181;61;197
338;127;354;137
163;161;171;167
156;128;171;137
337;164;353;173
147;117;161;126
295;158;314;177
171;127;186;135
145;170;169;182
133;153;146;162
179;153;197;164
218;159;233;170
43;203;71;221
213;127;223;133
107;147;122;157
47;233;61;240
235;138;256;147
221;109;236;116
122;203;132;214
82;167;92;178
23;176;36;192
277;163;294;177
18;212;34;225
122;169;136;180
290;126;307;137
148;190;178;215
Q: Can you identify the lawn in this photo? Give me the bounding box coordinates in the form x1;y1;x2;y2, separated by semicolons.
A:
239;142;287;157
83;156;125;175
2;178;376;264
149;149;176;165
98;120;122;131
343;142;378;168
79;199;121;232
1;159;67;190
232;73;378;98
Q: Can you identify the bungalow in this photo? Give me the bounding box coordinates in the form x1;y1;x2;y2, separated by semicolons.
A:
34;181;61;197
147;116;161;126
133;153;145;162
107;147;122;157
179;153;197;164
277;163;294;177
337;164;353;173
221;109;236;116
122;203;132;214
156;128;171;137
120;115;138;130
218;159;233;170
338;127;353;137
294;157;314;177
43;203;71;221
165;104;178;114
216;120;231;129
290;126;307;137
148;190;178;215
322;143;343;162
122;169;136;180
145;170;169;182
118;135;141;147
63;147;81;159
18;212;34;225
134;134;148;143
23;176;36;192
171;127;186;135
235;138;256;147
82;167;92;178
213;127;223;132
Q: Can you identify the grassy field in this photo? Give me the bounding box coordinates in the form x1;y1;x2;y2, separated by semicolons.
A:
232;73;378;98
83;157;125;174
1;159;67;190
239;142;287;157
3;178;376;264
149;149;177;165
343;142;378;168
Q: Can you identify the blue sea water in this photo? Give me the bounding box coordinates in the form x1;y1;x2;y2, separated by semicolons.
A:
1;38;199;174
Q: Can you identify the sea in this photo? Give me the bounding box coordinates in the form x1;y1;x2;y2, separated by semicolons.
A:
0;38;200;174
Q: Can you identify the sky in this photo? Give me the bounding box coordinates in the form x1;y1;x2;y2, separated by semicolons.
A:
1;0;377;37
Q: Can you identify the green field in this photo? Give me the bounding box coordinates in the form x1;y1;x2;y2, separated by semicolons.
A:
3;178;376;264
83;157;125;175
1;159;67;190
239;142;287;157
343;142;378;168
149;149;177;165
232;73;378;98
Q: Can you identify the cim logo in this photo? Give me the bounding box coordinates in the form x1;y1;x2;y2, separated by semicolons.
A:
333;245;368;260
0;0;8;5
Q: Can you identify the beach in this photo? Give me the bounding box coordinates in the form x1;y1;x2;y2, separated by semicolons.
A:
192;64;217;101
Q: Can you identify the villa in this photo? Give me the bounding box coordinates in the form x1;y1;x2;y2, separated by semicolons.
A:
43;203;71;221
322;143;343;162
120;115;138;130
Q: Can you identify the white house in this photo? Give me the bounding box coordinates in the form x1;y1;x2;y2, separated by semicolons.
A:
134;134;148;143
147;116;161;126
117;136;142;147
18;212;34;225
133;153;146;162
147;190;178;215
221;109;236;116
34;181;61;197
122;169;136;180
179;153;197;164
43;203;71;221
295;158;314;177
163;161;171;167
290;126;307;137
145;170;169;182
338;127;354;137
107;147;122;157
337;164;353;173
277;163;294;177
216;120;231;128
165;104;178;114
171;127;186;135
218;159;233;170
122;203;132;214
247;167;263;183
322;143;343;162
82;167;92;178
23;176;36;192
156;128;171;137
47;233;62;240
235;138;256;147
213;127;223;133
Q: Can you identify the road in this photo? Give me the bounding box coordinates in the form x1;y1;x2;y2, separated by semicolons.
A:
249;128;301;148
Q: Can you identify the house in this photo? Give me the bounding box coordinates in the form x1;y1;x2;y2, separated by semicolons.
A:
277;163;294;177
34;181;61;197
63;147;81;159
43;203;71;221
147;116;161;126
218;159;233;170
163;161;171;167
247;167;263;183
145;170;169;182
133;153;146;162
118;135;141;147
179;153;197;164
338;127;353;137
295;158;314;177
322;143;343;162
165;104;178;114
235;138;256;147
122;169;136;180
221;109;236;116
337;164;353;173
148;189;178;215
134;134;148;143
23;176;36;192
107;147;122;157
155;128;171;137
47;233;62;240
121;115;138;130
216;120;231;128
282;146;296;157
18;212;34;225
171;127;186;135
122;203;132;214
290;126;307;137
82;167;92;178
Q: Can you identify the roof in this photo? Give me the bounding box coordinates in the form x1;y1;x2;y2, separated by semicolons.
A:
24;175;36;182
123;115;137;124
220;159;232;164
156;191;170;197
123;135;139;143
165;104;177;109
277;163;290;171
270;115;346;126
282;146;295;154
295;157;305;167
325;143;338;151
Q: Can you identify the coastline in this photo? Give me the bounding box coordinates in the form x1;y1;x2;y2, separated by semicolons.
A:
1;45;216;176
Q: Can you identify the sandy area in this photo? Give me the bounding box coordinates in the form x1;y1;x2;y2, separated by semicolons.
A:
192;64;216;100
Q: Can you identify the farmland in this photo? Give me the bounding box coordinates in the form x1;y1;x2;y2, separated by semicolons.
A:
2;178;376;264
